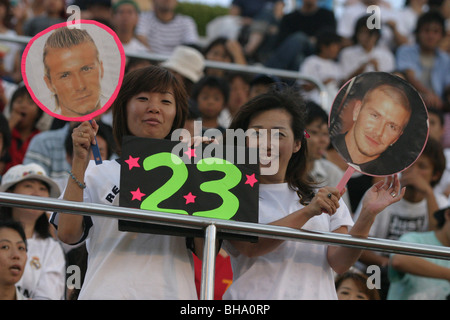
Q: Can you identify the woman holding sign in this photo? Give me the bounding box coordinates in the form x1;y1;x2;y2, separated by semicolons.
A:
50;65;199;299
222;87;405;300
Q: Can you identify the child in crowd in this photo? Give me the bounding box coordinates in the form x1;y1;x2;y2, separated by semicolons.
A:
299;30;343;111
396;10;450;109
191;75;229;134
335;270;380;300
1;85;43;175
339;14;395;83
248;74;282;99
305;101;351;212
354;137;448;298
427;107;450;200
387;207;450;300
218;72;251;129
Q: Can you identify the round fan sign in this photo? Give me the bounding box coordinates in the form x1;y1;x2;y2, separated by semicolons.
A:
329;72;429;190
22;20;125;122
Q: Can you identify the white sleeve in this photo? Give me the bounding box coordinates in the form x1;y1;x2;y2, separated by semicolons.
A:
31;240;66;300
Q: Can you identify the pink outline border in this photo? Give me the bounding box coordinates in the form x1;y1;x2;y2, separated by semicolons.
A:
21;20;125;122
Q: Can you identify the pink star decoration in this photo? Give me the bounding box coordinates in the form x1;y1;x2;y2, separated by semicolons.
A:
184;147;197;159
131;188;145;201
245;173;258;187
125;155;140;170
184;192;197;204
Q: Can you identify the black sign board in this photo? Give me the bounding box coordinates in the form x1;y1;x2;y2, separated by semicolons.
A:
118;136;259;241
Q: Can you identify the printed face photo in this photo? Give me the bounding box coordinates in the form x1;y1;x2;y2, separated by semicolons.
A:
22;21;125;122
44;41;104;117
346;85;411;164
329;72;428;176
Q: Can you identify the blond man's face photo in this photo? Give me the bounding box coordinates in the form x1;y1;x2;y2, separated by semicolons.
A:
44;41;104;117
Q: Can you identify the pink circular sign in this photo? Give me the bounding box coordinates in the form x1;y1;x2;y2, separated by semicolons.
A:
329;72;429;179
21;20;125;121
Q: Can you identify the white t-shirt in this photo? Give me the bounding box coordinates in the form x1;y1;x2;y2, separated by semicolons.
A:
51;160;198;300
16;233;66;300
354;194;449;241
299;55;342;112
339;45;395;80
223;183;354;300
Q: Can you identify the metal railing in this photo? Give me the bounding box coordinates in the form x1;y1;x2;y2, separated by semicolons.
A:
1;192;449;300
0;34;329;109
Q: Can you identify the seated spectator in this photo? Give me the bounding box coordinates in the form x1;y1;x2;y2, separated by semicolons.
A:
427;107;450;196
339;14;395;83
0;163;66;300
22;0;66;37
136;0;199;55
0;112;11;179
354;137;448;298
0;0;22;84
300;30;343;110
337;0;408;50
218;72;251;129
230;0;284;63
387;207;450;300
396;10;450;109
1;85;43;174
335;269;381;300
264;0;336;71
203;37;247;78
305;101;351;212
111;0;149;53
191;75;229;134
248;74;283;99
0;220;28;300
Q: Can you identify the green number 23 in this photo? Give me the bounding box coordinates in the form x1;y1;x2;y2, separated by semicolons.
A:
140;152;242;220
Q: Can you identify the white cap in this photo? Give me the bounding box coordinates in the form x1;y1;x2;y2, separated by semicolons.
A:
0;163;61;198
161;45;205;83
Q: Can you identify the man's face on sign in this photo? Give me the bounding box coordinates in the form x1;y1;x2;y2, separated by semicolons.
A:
348;86;411;164
44;41;104;117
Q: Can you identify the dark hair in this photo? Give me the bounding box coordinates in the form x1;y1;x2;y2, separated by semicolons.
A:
427;106;445;127
0;0;13;29
433;207;449;229
335;271;380;300
0;219;27;249
203;37;234;62
315;30;341;54
9;85;43;127
0;206;52;240
0;112;11;156
306;100;328;125
112;65;188;155
229;87;315;204
414;10;446;41
191;75;230;105
420;136;446;187
352;14;381;45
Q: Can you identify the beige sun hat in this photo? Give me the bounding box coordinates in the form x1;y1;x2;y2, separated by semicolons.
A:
161;45;205;83
0;163;61;198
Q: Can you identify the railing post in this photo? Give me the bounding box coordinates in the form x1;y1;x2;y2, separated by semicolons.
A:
200;224;217;300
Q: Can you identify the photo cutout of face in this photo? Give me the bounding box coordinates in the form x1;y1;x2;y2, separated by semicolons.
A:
329;72;428;176
22;21;125;121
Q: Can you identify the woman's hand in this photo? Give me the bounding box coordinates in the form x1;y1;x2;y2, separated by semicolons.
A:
71;120;99;168
360;174;405;217
307;186;345;217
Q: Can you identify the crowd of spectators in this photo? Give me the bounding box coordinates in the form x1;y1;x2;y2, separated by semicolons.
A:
0;0;449;300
